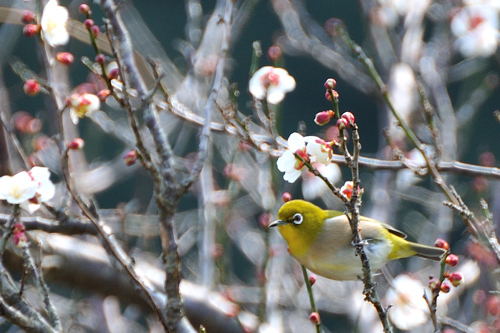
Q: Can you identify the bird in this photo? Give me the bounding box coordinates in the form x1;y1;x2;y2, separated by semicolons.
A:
269;199;446;280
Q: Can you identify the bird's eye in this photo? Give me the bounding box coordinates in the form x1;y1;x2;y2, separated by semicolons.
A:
292;213;303;225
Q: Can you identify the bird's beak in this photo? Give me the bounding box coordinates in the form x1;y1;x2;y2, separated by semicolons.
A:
269;219;287;227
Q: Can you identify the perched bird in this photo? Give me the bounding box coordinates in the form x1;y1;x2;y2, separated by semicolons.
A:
269;200;446;280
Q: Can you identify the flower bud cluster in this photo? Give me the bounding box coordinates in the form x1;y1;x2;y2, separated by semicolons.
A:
429;239;464;293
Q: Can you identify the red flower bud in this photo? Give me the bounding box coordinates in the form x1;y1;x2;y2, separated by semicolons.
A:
445;254;459;267
282;192;292;203
341;111;355;125
91;25;100;38
23;24;39;38
324;78;337;90
23;79;40;96
440;282;451;293
309;312;320;324
56;52;74;65
448;272;464;287
79;4;91;15
124;150;138;166
67;138;85;150
314;110;335;126
309;274;317;286
21;10;35;24
336;117;348;130
434;238;449;250
428;277;441;291
84;19;94;29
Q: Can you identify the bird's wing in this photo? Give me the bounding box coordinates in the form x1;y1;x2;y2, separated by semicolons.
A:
360;216;408;239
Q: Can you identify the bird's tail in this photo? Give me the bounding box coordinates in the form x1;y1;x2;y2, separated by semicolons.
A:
408;242;447;261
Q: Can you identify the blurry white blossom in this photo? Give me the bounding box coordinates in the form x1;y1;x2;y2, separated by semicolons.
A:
249;66;296;104
396;146;434;189
302;163;341;200
41;0;69;47
20;167;56;213
68;93;101;124
451;5;500;58
0;167;55;213
385;275;429;330
0;172;38;205
388;63;417;141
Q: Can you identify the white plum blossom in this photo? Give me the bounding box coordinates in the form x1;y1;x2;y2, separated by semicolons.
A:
302;163;341;200
385;275;429;330
249;66;296;104
304;137;332;164
0;172;39;204
276;132;332;183
20;167;55;213
68;93;101;124
0;167;55;213
41;0;69;47
277;133;307;183
451;5;500;58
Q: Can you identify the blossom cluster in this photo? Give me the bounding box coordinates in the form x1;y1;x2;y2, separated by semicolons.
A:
0;167;55;213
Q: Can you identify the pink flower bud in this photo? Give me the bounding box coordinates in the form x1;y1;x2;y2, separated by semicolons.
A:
67;138;85;150
341;111;355;125
26;119;42;134
21;10;35;24
107;68;119;80
282;192;292;203
97;89;111;102
124;150;138;166
13;223;28;248
309;312;320;324
448;272;464;287
91;25;100;38
23;79;40;96
79;4;91;15
259;213;271;228
336;118;348;130
56;52;74;65
440;282;451;293
32;136;49;151
488;296;500;316
309;274;317;286
324;78;336;90
314;110;335;126
445;254;459;267
23;24;39;38
95;54;106;65
434;238;449;250
12;111;33;133
428;277;441;291
84;19;94;29
267;45;282;61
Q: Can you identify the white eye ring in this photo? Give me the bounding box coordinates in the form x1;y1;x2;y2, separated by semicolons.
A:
292;213;303;225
